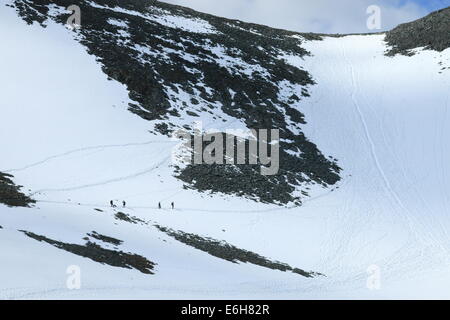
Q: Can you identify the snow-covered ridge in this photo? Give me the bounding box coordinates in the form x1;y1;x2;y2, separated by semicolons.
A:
2;0;450;299
87;1;218;34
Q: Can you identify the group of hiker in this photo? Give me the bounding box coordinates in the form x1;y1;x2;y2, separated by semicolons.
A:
110;200;126;208
158;202;175;210
109;200;174;210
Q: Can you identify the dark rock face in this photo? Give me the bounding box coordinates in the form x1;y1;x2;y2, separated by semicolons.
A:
177;163;298;204
114;211;146;225
87;231;124;246
10;0;341;205
0;172;35;207
22;230;156;274
385;7;450;56
155;225;323;278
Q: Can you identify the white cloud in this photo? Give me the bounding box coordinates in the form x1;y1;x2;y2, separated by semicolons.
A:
161;0;429;34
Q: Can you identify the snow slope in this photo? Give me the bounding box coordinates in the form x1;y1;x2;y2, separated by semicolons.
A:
297;35;450;298
1;3;450;299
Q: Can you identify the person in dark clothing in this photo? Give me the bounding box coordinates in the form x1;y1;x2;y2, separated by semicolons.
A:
122;201;126;208
171;202;174;210
110;200;114;208
158;202;161;209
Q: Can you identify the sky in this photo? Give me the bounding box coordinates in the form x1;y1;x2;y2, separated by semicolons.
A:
162;0;449;34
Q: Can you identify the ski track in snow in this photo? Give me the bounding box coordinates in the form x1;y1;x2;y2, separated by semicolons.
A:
334;40;448;288
341;41;425;246
4;140;175;173
30;155;172;195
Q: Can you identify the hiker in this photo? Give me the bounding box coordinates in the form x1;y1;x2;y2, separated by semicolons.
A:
171;202;174;210
158;202;161;209
122;200;126;208
110;200;114;208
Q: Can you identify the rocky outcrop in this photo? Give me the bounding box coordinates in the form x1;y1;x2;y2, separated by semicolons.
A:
0;172;35;207
10;0;342;205
385;7;450;56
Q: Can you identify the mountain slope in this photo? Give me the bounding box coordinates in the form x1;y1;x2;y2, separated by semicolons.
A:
9;0;341;205
385;6;450;56
1;1;450;299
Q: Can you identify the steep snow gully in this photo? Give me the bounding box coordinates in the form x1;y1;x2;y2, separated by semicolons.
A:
297;35;450;297
1;2;450;299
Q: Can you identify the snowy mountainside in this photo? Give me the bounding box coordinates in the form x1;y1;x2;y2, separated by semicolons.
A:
385;6;450;56
1;0;450;299
9;0;341;205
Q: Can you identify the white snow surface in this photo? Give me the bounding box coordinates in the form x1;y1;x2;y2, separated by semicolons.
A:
1;6;450;299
